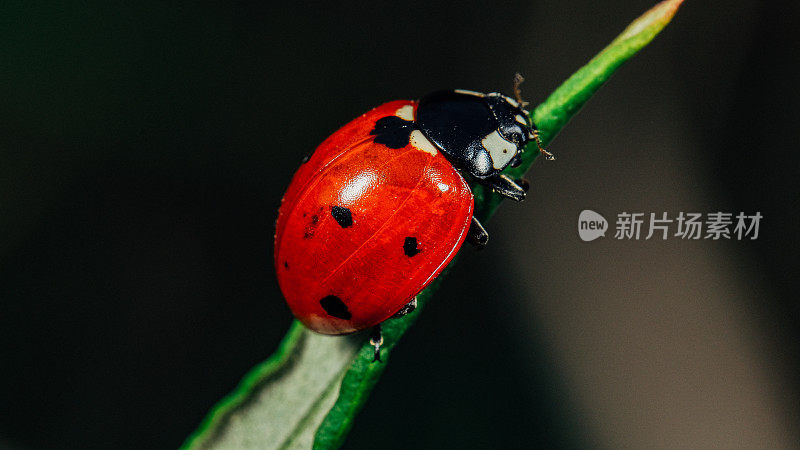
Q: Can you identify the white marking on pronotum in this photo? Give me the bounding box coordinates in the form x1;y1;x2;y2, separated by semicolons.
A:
481;130;517;169
395;104;414;121
453;89;484;97
410;130;438;156
502;94;520;108
515;114;527;126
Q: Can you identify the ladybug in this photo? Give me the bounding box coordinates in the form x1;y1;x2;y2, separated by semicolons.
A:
274;77;551;361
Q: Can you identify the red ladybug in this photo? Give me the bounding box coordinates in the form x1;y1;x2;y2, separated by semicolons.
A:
274;82;551;360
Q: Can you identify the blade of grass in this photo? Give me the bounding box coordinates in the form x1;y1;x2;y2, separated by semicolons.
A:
181;1;684;448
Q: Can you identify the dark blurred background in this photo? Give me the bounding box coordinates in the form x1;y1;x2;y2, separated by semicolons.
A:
2;1;798;448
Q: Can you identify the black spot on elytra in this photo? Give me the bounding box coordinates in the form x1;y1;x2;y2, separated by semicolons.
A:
320;295;351;320
304;213;320;239
284;261;289;269
370;116;414;149
403;237;420;257
331;206;353;228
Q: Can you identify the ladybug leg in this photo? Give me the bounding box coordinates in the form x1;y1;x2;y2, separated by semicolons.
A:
482;174;526;202
369;325;383;362
531;128;555;161
466;216;489;248
515;178;530;193
392;297;417;318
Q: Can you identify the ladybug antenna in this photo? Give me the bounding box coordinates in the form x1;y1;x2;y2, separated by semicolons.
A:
512;73;529;109
514;73;555;161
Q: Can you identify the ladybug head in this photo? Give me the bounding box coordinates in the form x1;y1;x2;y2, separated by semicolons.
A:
484;92;534;168
416;89;537;180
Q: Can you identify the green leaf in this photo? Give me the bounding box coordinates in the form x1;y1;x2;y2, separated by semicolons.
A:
182;1;684;448
180;322;361;449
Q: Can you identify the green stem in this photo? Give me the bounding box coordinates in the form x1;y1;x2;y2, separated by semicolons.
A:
181;1;685;448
